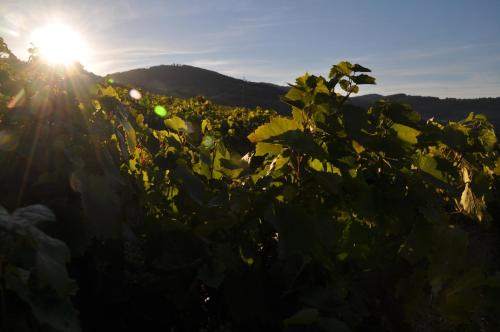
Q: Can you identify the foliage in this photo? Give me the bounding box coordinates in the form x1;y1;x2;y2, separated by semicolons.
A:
1;38;500;332
0;205;79;332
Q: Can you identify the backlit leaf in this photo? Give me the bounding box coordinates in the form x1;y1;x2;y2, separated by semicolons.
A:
248;117;302;143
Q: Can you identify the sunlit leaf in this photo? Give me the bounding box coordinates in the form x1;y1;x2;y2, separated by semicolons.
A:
248;117;302;143
164;115;188;132
255;142;283;156
391;123;420;145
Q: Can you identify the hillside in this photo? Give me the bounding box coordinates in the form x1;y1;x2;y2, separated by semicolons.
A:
349;93;500;125
110;65;500;126
110;65;290;113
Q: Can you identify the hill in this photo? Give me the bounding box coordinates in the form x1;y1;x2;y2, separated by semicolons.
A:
349;93;500;125
110;64;290;113
110;65;500;126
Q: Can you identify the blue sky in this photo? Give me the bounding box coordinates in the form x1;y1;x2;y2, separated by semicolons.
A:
1;0;500;97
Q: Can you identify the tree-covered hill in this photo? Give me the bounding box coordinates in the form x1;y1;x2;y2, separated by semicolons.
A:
109;65;500;126
350;93;500;126
110;64;290;113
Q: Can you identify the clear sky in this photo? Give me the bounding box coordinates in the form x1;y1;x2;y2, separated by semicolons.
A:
1;0;500;97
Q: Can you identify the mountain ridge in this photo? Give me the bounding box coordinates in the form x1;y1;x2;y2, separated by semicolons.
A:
108;64;500;125
109;64;290;113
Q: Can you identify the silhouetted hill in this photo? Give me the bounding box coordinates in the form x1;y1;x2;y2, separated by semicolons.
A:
349;94;500;126
110;65;290;113
109;65;500;126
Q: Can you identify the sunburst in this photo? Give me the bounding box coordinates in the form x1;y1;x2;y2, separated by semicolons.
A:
31;23;89;66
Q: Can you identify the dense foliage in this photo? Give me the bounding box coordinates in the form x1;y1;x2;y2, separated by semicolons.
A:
1;38;500;332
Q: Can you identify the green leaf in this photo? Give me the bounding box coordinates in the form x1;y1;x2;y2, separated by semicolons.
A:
248;117;302;143
460;182;489;222
352;64;371;72
164;115;188;132
382;101;421;124
292;108;307;125
12;204;56;231
72;172;123;241
352;140;365;154
479;128;497;151
417;155;458;184
201;119;212;133
439;124;469;148
1;205;80;332
218;158;244;179
265;130;327;159
329;61;353;78
391;123;420;145
283;86;307;109
494;158;500;176
201;135;215;149
351;74;376;85
313;77;331;97
339;79;351;92
172;165;207;205
99;85;119;98
239;247;255;266
115;106;137;154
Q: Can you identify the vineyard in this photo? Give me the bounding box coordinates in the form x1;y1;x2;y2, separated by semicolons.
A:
1;38;500;331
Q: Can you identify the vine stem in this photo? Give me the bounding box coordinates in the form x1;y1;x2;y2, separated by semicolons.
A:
210;142;217;179
339;80;353;108
296;154;303;181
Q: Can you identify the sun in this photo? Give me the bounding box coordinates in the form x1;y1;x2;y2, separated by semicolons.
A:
31;24;89;66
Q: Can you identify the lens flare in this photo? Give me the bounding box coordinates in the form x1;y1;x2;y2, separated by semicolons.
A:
7;89;26;109
154;105;168;117
129;89;142;100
